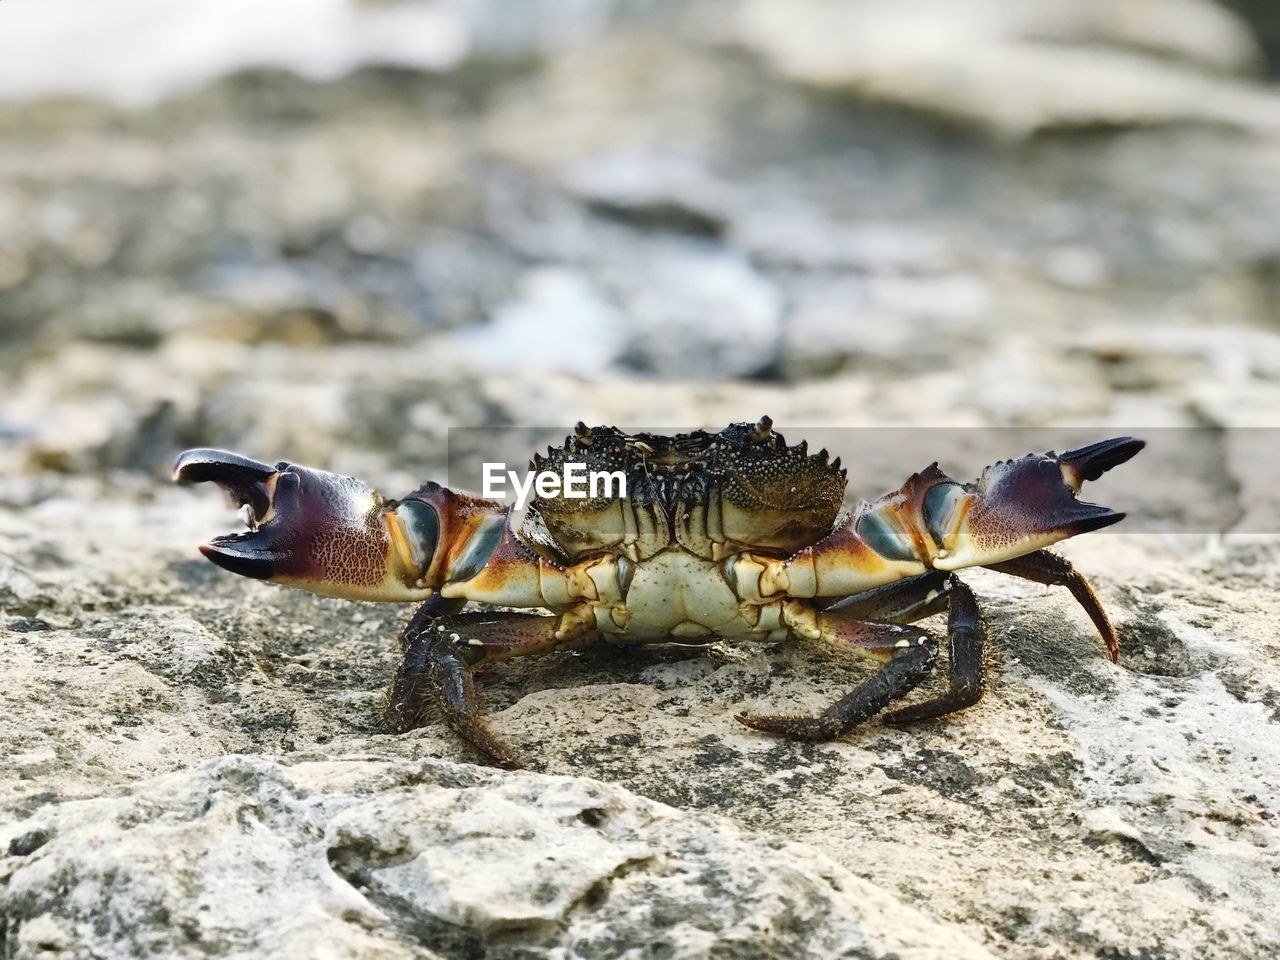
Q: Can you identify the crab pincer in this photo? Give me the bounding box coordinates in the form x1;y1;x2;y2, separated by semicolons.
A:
173;448;443;601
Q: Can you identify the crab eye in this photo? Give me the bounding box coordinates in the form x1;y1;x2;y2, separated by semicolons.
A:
393;500;440;573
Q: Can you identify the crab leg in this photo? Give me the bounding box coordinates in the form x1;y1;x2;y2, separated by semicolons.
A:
384;593;467;730
738;574;991;740
822;569;951;622
736;608;936;741
882;576;987;724
985;549;1120;662
387;605;598;768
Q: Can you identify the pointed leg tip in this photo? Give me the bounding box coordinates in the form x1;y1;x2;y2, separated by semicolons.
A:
735;712;781;735
382;701;422;736
478;744;525;770
734;711;795;732
456;724;528;770
734;712;840;741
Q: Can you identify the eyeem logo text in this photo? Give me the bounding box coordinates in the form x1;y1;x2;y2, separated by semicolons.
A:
482;462;627;510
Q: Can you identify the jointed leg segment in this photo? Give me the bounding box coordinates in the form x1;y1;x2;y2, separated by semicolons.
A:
883;576;986;724
986;549;1120;662
823;570;951;623
737;573;987;741
386;599;597;767
385;593;465;731
736;636;937;741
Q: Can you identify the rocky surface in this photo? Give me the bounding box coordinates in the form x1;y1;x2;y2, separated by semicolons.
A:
1;755;995;960
736;0;1280;136
3;2;1280;958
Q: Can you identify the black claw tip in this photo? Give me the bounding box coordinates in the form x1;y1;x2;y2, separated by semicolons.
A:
175;448;277;520
199;540;276;580
1059;437;1145;488
173;448;275;484
1068;507;1126;536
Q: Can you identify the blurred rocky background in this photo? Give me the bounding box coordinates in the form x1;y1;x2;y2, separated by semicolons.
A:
2;2;1280;958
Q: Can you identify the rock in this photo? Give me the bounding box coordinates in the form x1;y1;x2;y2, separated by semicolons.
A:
737;0;1280;136
779;272;991;379
449;246;783;380
731;211;954;274
1215;0;1280;76
563;151;730;237
449;267;630;377
602;243;783;378
0;0;469;104
0;755;994;960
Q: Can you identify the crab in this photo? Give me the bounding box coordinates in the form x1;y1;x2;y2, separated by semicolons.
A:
173;418;1142;767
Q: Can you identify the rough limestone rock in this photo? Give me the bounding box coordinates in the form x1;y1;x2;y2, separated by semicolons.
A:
0;756;994;960
737;0;1280;136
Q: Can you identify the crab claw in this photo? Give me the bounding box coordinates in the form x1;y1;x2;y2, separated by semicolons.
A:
924;437;1144;572
174;449;433;601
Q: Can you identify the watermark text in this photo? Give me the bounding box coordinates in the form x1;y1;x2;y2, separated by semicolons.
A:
482;462;626;509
